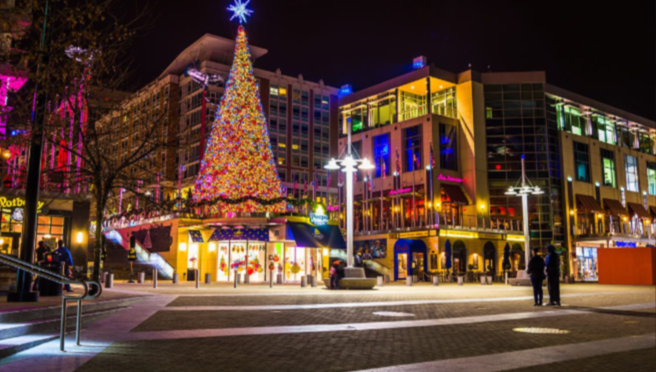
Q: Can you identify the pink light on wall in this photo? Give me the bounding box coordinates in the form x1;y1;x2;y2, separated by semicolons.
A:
390;187;413;196
327;205;340;212
437;174;463;183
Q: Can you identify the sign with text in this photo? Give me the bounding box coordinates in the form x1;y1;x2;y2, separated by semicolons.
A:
437;174;463;183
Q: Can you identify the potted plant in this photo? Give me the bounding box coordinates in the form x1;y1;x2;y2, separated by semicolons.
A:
486;264;494;285
457;270;465;286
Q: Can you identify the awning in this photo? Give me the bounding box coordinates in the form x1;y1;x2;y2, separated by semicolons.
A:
603;199;628;217
627;202;651;219
208;228;269;242
287;222;346;249
188;230;204;243
650;206;656;218
576;194;603;213
441;184;469;204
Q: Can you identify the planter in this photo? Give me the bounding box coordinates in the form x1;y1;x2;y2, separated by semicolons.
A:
457;276;464;286
432;276;439;286
486;276;493;285
276;273;283;284
480;275;486;285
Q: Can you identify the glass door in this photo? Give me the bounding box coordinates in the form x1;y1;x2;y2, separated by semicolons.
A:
397;253;408;280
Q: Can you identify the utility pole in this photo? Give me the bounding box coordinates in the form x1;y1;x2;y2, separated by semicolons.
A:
8;0;51;302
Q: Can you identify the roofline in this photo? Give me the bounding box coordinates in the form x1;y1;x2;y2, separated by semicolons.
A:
339;65;458;106
546;84;656;130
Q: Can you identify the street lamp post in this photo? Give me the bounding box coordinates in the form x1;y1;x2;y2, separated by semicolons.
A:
504;155;543;278
325;123;374;268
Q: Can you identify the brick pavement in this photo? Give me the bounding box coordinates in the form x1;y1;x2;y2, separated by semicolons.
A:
79;309;655;372
504;348;656;372
134;292;655;332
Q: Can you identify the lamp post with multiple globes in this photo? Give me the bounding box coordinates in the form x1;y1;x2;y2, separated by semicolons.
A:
504;155;544;278
325;121;375;268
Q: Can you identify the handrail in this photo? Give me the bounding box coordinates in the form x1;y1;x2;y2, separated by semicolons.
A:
0;253;102;351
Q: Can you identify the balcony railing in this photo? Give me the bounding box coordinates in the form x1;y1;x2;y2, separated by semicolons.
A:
352;214;524;236
573;221;654;241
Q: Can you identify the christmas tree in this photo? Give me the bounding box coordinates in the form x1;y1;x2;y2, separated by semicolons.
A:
194;25;284;213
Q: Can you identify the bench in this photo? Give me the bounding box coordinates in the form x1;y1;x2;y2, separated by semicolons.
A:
322;267;377;290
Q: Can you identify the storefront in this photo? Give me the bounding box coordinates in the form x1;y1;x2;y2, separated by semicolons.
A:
393;239;428;280
575;246;598;281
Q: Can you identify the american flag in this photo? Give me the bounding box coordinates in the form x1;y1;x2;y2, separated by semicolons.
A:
312;170;318;199
368;174;374;192
381;161;387;180
293;176;297;197
413;152;420;170
327;172;331;189
395;148;401;174
338;171;343;187
304;177;308;194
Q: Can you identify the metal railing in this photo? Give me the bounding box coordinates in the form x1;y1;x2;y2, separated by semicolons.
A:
0;253;102;351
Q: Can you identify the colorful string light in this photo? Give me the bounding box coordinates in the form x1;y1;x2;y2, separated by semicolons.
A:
194;26;284;213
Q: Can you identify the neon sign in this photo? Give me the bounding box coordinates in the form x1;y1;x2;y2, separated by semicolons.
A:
327;205;340;212
437;174;463;183
615;241;637;248
390;187;413;196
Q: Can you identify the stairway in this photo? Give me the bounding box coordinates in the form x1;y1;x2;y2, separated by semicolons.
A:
104;230;174;279
0;296;141;359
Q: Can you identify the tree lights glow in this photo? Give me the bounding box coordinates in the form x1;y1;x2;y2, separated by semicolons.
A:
227;0;253;24
193;25;284;213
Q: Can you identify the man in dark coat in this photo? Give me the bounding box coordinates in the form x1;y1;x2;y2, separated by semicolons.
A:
526;248;546;306
53;240;74;292
545;244;561;306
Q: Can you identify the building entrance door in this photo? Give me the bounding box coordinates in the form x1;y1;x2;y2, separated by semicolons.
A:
397;253;408;280
413;252;424;281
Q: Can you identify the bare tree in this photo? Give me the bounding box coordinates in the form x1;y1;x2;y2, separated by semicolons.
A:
0;0;177;283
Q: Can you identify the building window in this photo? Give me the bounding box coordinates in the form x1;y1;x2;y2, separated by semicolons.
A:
573;141;590;182
593;115;616;145
373;133;391;178
600;149;616;188
558;105;585;135
625;155;639;192
404;125;422;171
439;123;457;171
648;163;656;196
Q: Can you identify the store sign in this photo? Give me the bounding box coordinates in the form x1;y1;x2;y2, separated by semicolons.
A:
0;196;45;212
437;174;463;183
390;187;413;196
615;241;637;248
399;230;429;239
310;205;328;226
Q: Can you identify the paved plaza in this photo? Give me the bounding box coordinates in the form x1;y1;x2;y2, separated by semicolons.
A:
0;283;654;371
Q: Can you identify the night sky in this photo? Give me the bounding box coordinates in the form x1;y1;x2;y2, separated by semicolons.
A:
123;0;655;121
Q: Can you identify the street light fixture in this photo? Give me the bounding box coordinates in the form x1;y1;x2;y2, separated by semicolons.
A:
325;121;375;268
504;155;543;278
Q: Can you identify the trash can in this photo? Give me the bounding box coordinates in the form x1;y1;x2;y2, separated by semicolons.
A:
38;262;63;297
187;269;196;282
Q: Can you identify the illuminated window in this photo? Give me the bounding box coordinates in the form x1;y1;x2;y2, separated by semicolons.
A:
374;133;391;178
279;87;287;97
625;155;639;192
439;123;458;171
600;149;616;188
270;85;279;96
648;163;656;196
404;126;422;171
573;141;590;182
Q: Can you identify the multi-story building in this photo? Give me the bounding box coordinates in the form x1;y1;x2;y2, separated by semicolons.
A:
338;61;655;282
112;33;339;207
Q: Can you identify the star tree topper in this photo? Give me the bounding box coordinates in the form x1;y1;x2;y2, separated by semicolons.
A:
227;0;253;24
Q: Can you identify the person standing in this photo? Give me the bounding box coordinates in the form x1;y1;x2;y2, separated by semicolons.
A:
53;240;74;292
526;248;546;306
545;244;561;306
32;241;51;291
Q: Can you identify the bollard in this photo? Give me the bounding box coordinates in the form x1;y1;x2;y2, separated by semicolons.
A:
413;275;418;283
505;272;509;286
377;276;384;287
269;271;274;288
433;276;439;286
300;276;307;288
172;272;179;284
406;277;413;286
105;273;114;289
480;276;486;285
205;273;211;285
457;276;464;286
276;273;283;284
138;272;145;284
195;271;200;289
153;269;158;289
101;271;108;285
311;275;318;287
233;270;238;289
244;273;250;284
